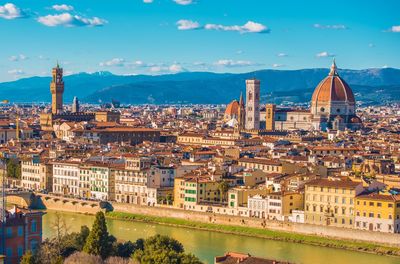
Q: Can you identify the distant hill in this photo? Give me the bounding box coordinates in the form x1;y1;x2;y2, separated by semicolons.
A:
1;68;399;105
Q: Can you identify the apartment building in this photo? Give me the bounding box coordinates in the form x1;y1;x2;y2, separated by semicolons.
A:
21;158;52;192
52;160;81;196
355;192;400;233
304;179;364;228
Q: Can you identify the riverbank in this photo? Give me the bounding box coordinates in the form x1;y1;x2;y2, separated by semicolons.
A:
105;211;400;257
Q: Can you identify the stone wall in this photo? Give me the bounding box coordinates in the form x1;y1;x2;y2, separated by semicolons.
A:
112;202;400;247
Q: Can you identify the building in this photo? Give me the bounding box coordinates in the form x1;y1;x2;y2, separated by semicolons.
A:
245;79;260;130
95;111;121;123
40;64;96;129
310;60;361;131
87;162;117;201
225;61;362;132
224;100;239;122
115;156;151;205
304;179;364;228
52;160;81;196
21;157;53;192
0;207;44;264
50;63;64;114
248;191;303;221
72;96;79;113
355;192;400;233
71;127;160;145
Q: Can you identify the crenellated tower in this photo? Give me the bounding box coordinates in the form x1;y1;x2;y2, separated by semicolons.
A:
50;63;64;114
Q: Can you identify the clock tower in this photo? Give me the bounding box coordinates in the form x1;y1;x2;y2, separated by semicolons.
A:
50;62;64;114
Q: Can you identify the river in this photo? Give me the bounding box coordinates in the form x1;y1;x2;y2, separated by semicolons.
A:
42;211;400;264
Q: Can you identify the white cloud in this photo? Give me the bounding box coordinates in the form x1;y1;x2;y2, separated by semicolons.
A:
9;54;28;61
316;51;335;58
37;13;107;27
52;4;74;11
314;24;347;30
205;21;269;33
8;69;25;75
214;59;254;67
143;0;154;3
99;58;125;67
149;63;186;73
388;25;400;32
174;0;193;5
272;63;284;68
169;64;185;72
0;3;27;19
176;19;200;30
277;53;288;57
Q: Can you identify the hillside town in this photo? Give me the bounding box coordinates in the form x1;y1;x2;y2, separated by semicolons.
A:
0;62;400;263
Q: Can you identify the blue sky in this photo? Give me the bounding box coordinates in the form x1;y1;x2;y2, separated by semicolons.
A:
0;0;399;82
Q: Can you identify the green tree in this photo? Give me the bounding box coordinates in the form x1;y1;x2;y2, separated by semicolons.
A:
20;251;34;264
132;235;202;264
6;158;21;179
83;211;113;259
217;181;229;203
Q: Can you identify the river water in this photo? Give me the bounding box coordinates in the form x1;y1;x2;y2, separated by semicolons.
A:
42;211;400;264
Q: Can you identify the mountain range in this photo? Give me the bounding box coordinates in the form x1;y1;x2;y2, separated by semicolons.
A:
1;68;399;105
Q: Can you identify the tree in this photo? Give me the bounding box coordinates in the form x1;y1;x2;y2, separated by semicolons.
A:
64;252;103;264
83;211;113;259
132;235;202;264
217;181;229;203
20;251;34;264
6;158;21;179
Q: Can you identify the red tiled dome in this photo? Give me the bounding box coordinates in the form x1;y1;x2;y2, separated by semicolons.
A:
311;61;355;104
225;100;239;116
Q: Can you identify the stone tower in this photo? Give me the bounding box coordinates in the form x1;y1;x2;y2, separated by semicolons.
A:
265;104;276;131
72;96;79;113
50;63;64;114
237;92;245;130
245;79;260;130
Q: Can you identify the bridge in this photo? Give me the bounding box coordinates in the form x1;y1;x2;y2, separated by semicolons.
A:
5;191;110;214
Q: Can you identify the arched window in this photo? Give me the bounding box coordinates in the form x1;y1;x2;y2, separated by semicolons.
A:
320;107;325;112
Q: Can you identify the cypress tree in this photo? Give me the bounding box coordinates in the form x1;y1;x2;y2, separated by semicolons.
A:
83;211;111;259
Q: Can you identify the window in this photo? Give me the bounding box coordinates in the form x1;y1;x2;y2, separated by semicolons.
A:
17;226;23;236
18;245;24;256
31;219;37;233
6;248;12;258
6;227;12;238
30;239;38;252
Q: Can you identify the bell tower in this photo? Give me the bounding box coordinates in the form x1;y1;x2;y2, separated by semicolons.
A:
50;62;64;114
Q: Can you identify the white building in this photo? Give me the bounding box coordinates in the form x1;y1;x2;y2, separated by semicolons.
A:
21;157;52;192
52;161;80;196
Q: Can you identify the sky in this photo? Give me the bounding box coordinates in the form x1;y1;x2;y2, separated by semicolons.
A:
0;0;399;82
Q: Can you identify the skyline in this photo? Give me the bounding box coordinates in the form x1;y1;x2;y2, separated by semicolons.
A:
0;0;399;82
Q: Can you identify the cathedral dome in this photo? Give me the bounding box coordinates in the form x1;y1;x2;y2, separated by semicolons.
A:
225;100;239;117
311;60;355;104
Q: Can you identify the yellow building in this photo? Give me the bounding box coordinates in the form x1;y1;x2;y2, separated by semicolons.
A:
228;187;269;209
173;177;186;208
173;176;221;210
304;179;364;228
355;192;400;233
